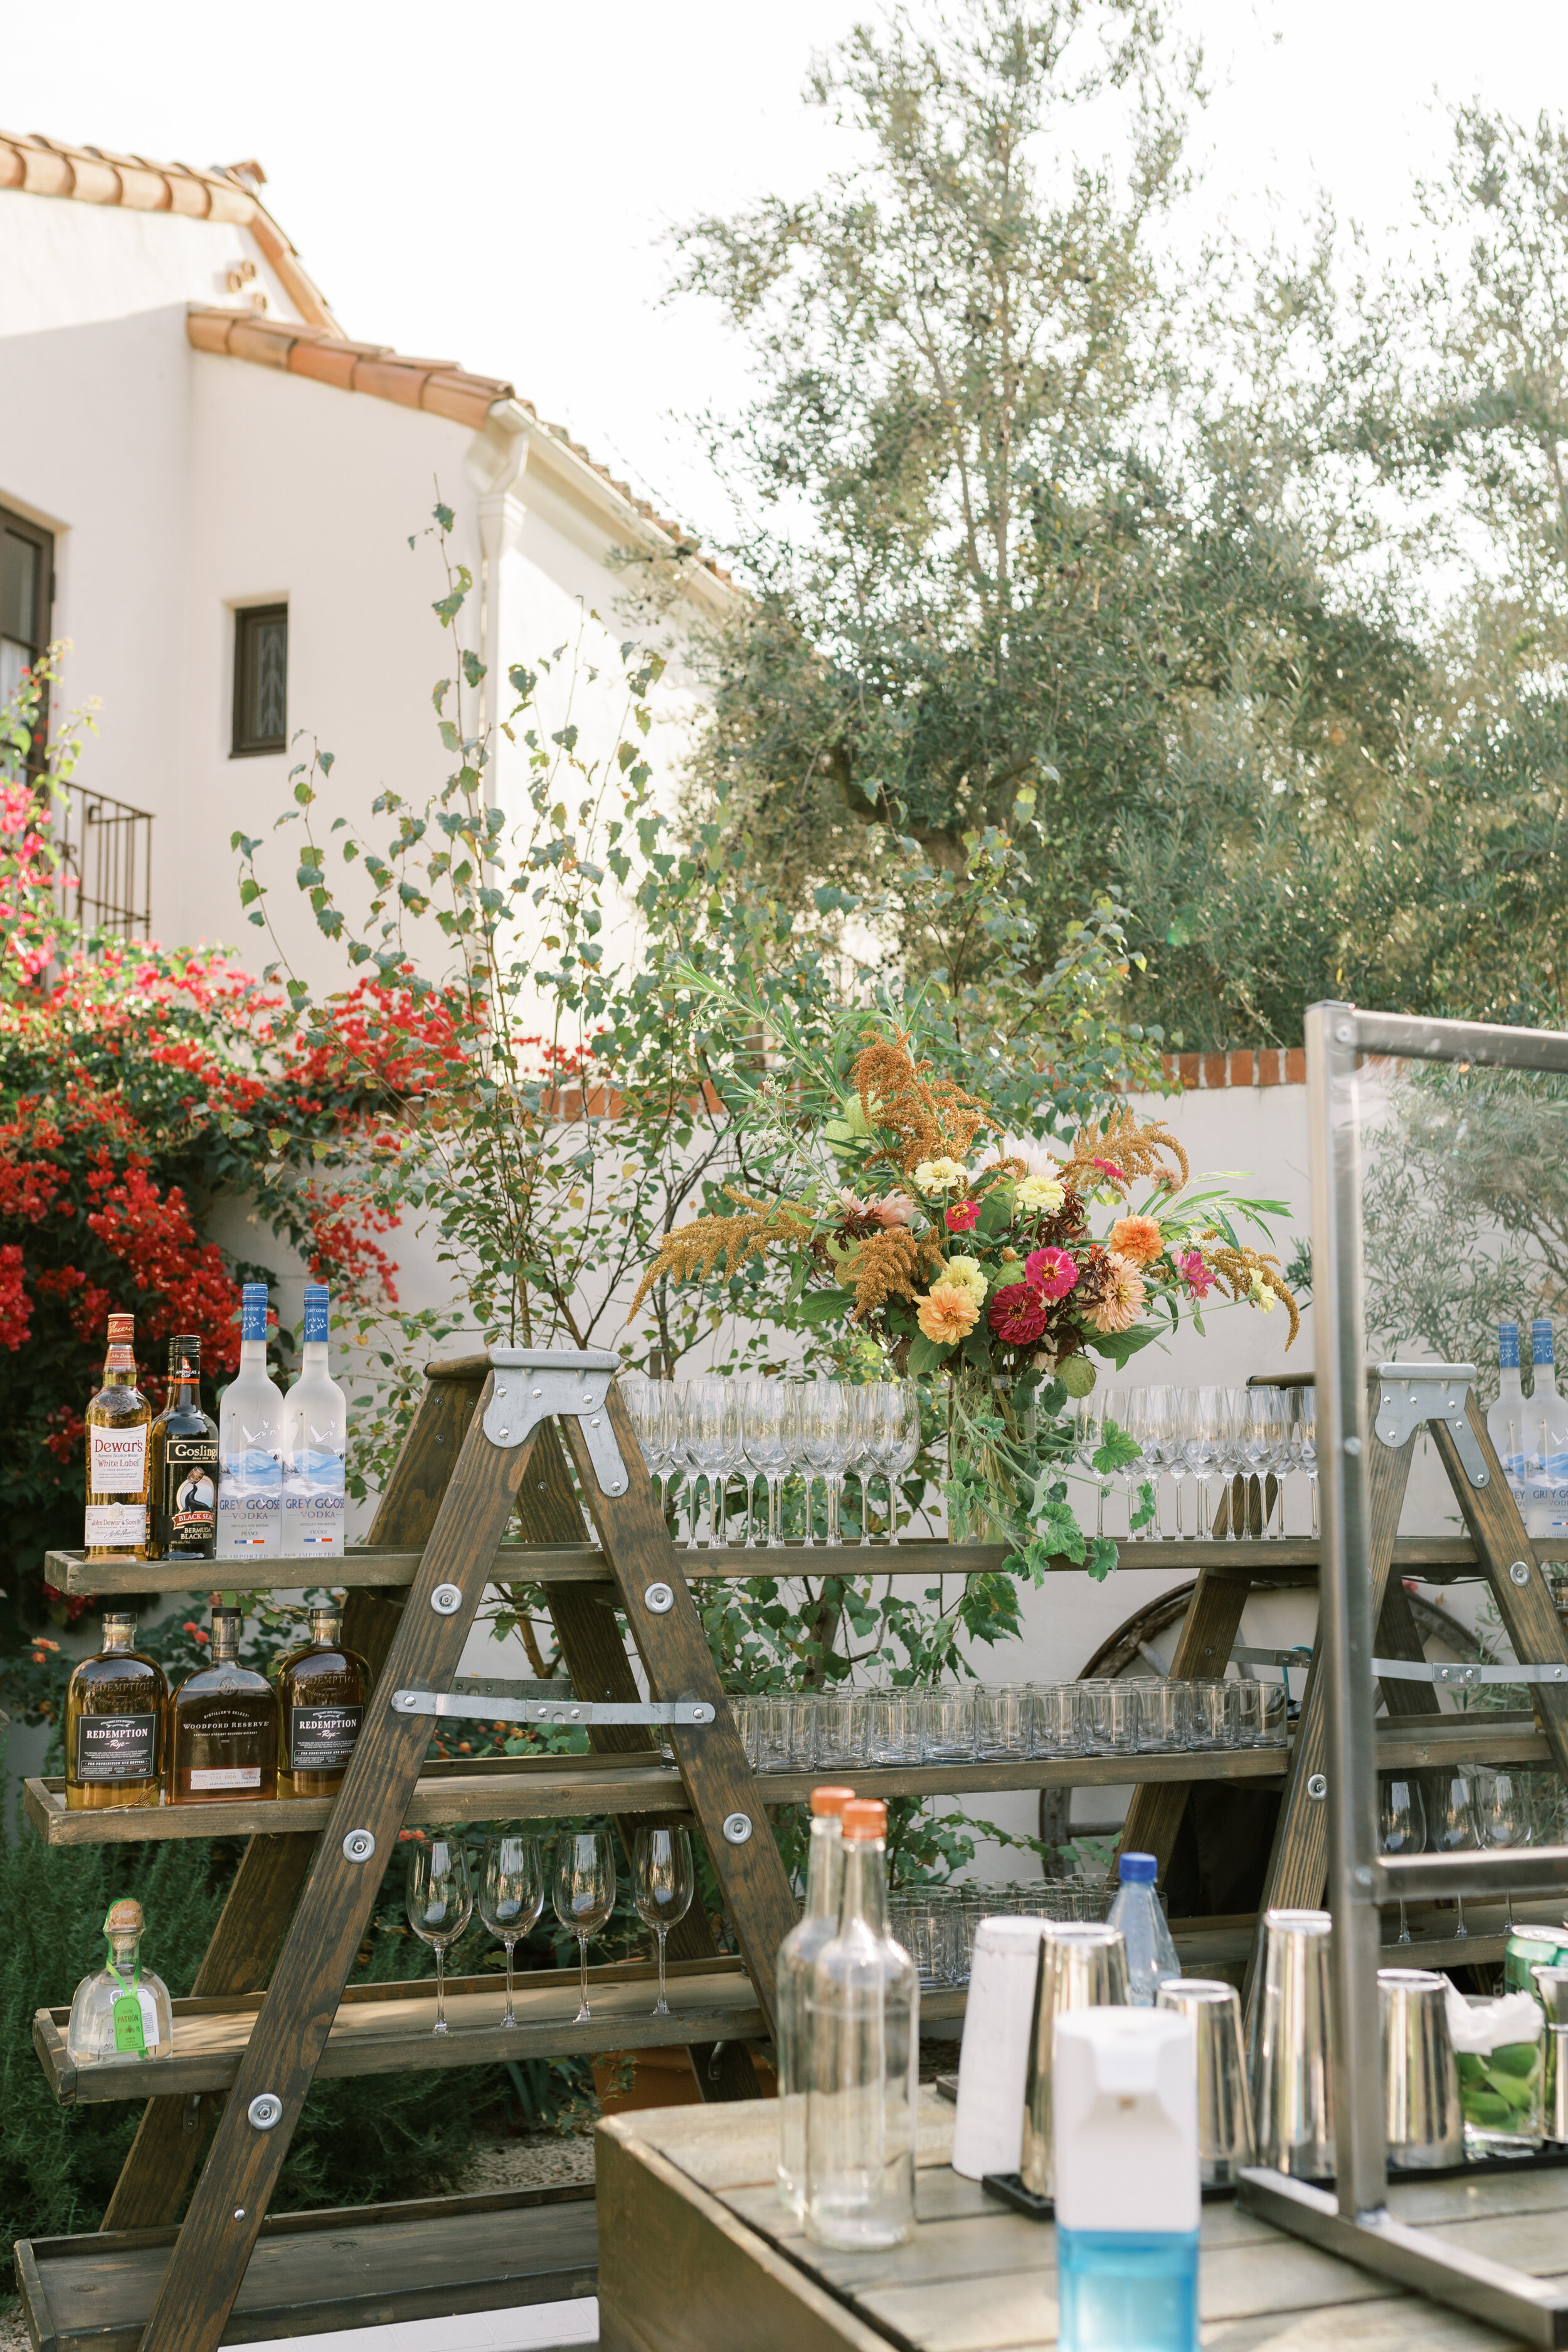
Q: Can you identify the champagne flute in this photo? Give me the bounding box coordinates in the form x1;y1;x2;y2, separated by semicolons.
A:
683;1377;743;1548
868;1379;922;1544
1073;1390;1106;1536
479;1833;544;2029
1431;1771;1479;1939
1182;1385;1225;1539
1378;1774;1427;1946
742;1376;793;1548
405;1831;474;2035
1475;1765;1530;1930
632;1823;695;2016
799;1379;855;1545
553;1830;617;2022
1293;1385;1318;1536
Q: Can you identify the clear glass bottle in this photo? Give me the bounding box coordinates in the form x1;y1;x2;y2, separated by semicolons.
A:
776;1784;856;2214
1488;1322;1528;1508
275;1604;368;1797
85;1313;151;1560
1107;1849;1182;2005
216;1282;285;1560
149;1335;218;1562
1526;1318;1568;1540
169;1607;279;1803
282;1285;347;1559
67;1898;174;2065
805;1796;918;2250
64;1612;169;1811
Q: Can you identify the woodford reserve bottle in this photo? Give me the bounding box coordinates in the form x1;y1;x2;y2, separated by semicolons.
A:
63;1611;169;1811
149;1336;218;1562
275;1604;368;1797
84;1315;152;1560
168;1607;279;1804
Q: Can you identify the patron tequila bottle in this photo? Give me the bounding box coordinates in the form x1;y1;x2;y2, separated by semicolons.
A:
169;1608;279;1804
216;1282;284;1560
281;1285;347;1559
275;1604;367;1797
67;1898;174;2065
64;1612;169;1811
85;1314;151;1560
149;1335;218;1562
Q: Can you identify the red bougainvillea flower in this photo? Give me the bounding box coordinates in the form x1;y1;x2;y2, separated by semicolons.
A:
988;1282;1050;1347
945;1199;980;1234
1024;1245;1079;1302
1177;1247;1216;1299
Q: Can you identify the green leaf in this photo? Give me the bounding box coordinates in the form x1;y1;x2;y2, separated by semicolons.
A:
790;1287;856;1327
906;1332;953;1374
1084;1320;1162;1369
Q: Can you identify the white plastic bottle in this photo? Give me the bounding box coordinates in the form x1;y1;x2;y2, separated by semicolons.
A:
1488;1323;1528;1508
1107;1849;1181;2005
282;1285;347;1559
776;1785;855;2215
1526;1319;1568;1540
215;1282;285;1561
1054;2008;1200;2352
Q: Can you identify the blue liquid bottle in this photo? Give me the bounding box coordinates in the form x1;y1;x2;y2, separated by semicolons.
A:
1053;2008;1200;2352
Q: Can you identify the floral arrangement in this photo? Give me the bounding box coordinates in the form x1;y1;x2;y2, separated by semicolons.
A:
634;1025;1295;1579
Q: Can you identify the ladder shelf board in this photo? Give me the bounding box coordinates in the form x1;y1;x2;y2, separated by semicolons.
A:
14;2183;600;2352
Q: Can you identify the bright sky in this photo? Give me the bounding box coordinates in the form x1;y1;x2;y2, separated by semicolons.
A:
6;0;1567;551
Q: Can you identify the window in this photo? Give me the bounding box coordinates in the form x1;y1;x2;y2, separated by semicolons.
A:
1;505;53;769
231;603;288;756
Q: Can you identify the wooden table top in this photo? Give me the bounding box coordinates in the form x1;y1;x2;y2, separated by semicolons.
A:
596;2090;1568;2351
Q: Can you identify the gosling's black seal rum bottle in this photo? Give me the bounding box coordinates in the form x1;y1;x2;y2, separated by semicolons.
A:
275;1604;368;1797
169;1607;279;1804
64;1611;169;1811
84;1314;151;1560
149;1335;218;1561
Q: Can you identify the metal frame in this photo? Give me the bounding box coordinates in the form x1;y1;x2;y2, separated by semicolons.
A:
1237;1001;1568;2344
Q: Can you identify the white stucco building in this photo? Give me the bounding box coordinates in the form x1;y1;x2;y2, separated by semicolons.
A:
0;127;736;985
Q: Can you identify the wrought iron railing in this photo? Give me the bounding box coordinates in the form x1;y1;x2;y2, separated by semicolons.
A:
56;787;152;940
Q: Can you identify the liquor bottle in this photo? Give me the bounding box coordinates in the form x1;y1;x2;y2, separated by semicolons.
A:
64;1612;169;1811
275;1603;368;1797
168;1607;279;1804
776;1784;856;2215
1525;1318;1568;1540
281;1285;347;1559
805;1797;919;2250
148;1336;218;1562
216;1281;284;1560
67;1898;174;2065
84;1314;151;1560
1489;1323;1528;1509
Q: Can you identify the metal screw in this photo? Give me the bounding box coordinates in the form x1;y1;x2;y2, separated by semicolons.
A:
1335;1022;1354;1043
722;1813;753;1845
235;2210;245;2221
644;1582;675;1614
692;1703;714;1724
1306;1773;1328;1801
590;1416;601;1429
1511;1560;1531;1585
342;1828;376;1863
1353;1865;1373;1888
497;1427;511;1439
1343;1437;1362;1457
532;1386;543;1397
430;1583;463;1615
247;2093;283;2131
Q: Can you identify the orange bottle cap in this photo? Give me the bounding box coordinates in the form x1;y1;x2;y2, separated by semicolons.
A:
841;1799;887;1840
811;1786;856;1816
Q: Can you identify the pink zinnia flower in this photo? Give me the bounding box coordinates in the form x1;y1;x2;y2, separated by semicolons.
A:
988;1283;1050;1347
1177;1247;1216;1300
1024;1245;1079;1302
945;1199;980;1233
1089;1157;1125;1184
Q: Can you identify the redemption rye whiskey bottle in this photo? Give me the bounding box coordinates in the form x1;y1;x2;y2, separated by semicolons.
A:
64;1612;169;1811
149;1335;218;1562
169;1608;279;1804
276;1604;368;1796
85;1315;151;1560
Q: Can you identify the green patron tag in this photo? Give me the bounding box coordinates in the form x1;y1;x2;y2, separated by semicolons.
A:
112;1991;147;2056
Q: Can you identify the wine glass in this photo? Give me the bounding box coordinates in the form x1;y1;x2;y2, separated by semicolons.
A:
1475;1766;1531;1930
798;1380;856;1545
1378;1774;1428;1946
405;1832;474;2035
1073;1390;1106;1537
479;1833;544;2029
1239;1387;1286;1539
632;1823;695;2015
553;1830;617;2022
1122;1387;1157;1539
622;1374;675;1516
742;1377;793;1548
1431;1771;1479;1939
683;1377;743;1548
1291;1386;1318;1536
1182;1385;1226;1539
1147;1384;1185;1537
866;1379;922;1544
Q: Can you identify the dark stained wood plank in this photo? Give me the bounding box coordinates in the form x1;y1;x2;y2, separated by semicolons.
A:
1118;1554;1254;1870
137;1370;541;2352
1375;1575;1446;1720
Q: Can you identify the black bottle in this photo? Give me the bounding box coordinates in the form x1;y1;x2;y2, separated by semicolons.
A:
148;1335;218;1560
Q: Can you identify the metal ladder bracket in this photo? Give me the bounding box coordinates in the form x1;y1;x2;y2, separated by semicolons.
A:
482;1349;630;1497
391;1688;714;1726
1373;1361;1489;1487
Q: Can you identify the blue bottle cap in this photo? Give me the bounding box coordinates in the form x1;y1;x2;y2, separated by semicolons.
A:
302;1286;329;1345
240;1283;268;1343
1534;1318;1555;1365
1119;1850;1158;1884
1500;1322;1520;1369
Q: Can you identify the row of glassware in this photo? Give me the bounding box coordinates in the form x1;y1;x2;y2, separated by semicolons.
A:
1071;1382;1317;1539
887;1878;1112;1991
711;1675;1291;1773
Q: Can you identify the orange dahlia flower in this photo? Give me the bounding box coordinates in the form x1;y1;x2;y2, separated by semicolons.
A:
916;1282;981;1345
1108;1214;1163;1266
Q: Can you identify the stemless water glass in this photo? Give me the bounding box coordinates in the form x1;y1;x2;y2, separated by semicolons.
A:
1258;1680;1290;1745
1187;1682;1237;1751
864;1688;916;1765
1136;1681;1190;1753
479;1833;544;2030
1080;1679;1139;1756
919;1687;976;1763
975;1684;1030;1760
554;1830;617;2022
1030;1682;1083;1757
1379;1774;1428;1946
633;1824;694;2016
406;1832;474;2037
